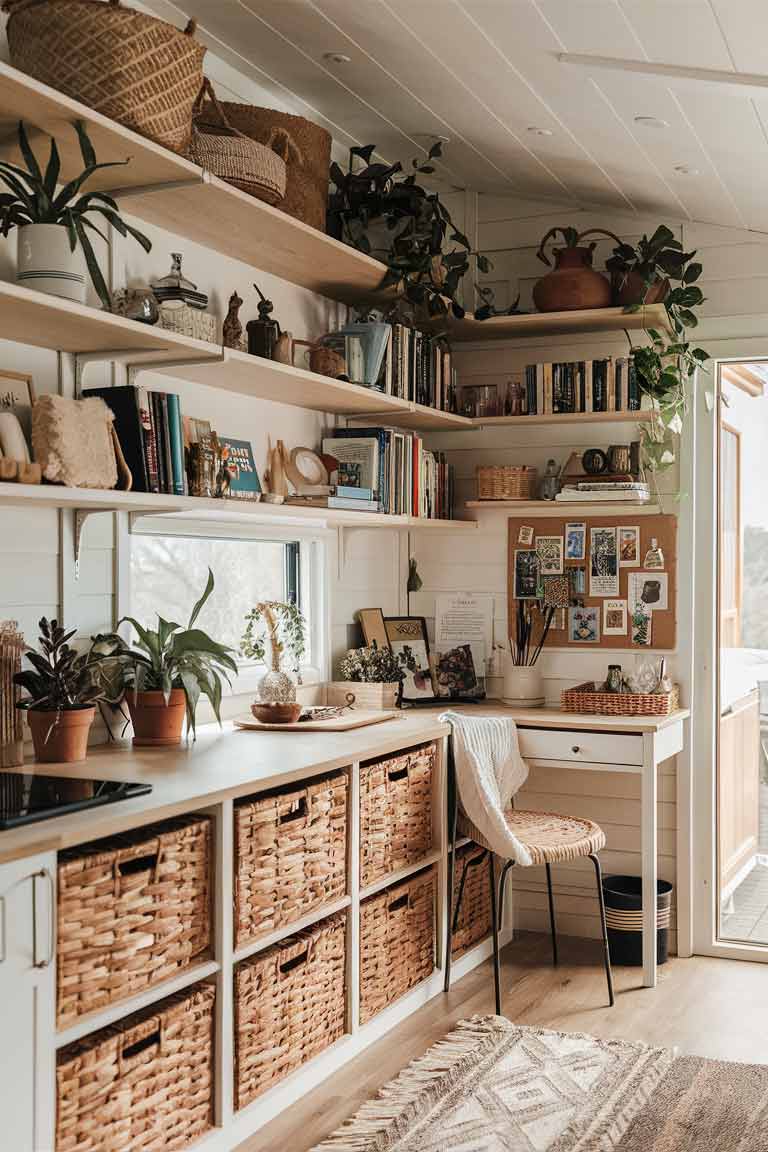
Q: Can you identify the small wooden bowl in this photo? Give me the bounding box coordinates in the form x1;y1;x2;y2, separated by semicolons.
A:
250;701;302;725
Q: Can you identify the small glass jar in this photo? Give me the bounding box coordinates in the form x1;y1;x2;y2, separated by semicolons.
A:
606;664;623;693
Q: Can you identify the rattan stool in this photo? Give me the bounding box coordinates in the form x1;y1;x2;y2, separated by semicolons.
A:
445;747;614;1013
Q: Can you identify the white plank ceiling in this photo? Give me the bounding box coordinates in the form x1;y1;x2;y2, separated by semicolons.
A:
163;0;768;231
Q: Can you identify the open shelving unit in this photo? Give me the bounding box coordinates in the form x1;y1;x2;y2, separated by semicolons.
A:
472;409;654;428
441;304;671;342
465;500;662;517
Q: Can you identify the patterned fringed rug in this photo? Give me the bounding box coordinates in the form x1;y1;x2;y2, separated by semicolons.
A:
312;1016;768;1151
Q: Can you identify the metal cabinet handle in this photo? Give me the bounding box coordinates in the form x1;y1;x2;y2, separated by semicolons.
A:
571;745;581;754
32;868;55;969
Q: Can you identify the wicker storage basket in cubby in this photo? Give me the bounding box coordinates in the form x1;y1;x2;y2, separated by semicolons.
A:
234;911;347;1109
234;772;348;949
359;743;435;887
451;841;492;957
56;982;215;1152
57;815;212;1028
359;868;435;1024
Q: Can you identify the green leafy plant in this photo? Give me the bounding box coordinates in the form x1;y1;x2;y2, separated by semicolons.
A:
339;645;404;684
241;601;307;677
0;120;151;310
14;619;108;743
536;225;621;266
327;141;491;318
606;224;699;308
91;569;237;740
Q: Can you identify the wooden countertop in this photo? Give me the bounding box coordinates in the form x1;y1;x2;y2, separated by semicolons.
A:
0;703;689;865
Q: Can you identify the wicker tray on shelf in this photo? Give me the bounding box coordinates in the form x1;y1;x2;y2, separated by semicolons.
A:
561;681;680;717
476;465;537;501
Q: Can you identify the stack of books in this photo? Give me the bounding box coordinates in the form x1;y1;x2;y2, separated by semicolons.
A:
521;356;642;415
83;383;187;495
322;427;455;518
320;322;455;411
555;475;651;504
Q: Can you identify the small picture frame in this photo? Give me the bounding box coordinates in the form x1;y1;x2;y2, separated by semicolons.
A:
358;608;390;651
0;369;36;450
384;616;436;702
565;521;586;561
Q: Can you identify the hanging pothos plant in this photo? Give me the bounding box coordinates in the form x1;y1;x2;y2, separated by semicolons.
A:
327;141;491;318
618;228;709;471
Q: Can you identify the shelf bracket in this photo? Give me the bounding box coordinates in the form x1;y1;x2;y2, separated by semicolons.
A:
73;349;161;396
73;508;101;579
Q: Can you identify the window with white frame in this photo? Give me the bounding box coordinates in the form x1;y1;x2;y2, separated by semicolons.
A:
127;523;325;686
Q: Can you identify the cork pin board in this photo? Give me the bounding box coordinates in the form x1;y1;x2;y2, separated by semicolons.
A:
507;513;677;650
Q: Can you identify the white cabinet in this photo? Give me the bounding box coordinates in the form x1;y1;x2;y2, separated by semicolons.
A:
0;853;56;1152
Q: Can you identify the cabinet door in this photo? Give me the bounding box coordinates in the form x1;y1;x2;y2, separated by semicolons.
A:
0;853;56;1152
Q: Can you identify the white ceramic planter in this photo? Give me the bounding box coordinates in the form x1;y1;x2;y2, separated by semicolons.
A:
502;662;545;707
327;681;399;710
17;224;87;303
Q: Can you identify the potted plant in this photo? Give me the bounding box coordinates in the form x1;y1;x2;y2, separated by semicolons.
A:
533;226;621;312
14;618;107;762
0;120;151;307
606;225;697;306
327;141;491;319
331;644;404;710
92;569;237;745
241;600;307;723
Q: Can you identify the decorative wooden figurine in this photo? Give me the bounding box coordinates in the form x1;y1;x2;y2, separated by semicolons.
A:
223;291;246;351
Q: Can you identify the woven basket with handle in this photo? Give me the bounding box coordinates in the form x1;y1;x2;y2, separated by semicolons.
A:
3;0;206;153
359;867;435;1024
561;681;681;716
359;743;435;887
188;77;298;205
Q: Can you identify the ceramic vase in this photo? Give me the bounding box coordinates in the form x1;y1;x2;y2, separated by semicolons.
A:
17;224;87;303
502;662;544;707
533;246;611;313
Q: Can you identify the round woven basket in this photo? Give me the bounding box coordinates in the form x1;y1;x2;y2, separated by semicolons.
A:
3;0;206;153
203;102;332;231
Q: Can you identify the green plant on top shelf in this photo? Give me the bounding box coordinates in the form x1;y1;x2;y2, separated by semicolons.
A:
0;120;151;310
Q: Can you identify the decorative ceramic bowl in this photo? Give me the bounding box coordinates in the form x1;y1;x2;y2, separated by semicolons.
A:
250;702;302;725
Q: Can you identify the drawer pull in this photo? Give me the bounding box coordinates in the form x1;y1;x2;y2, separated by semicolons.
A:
122;1029;161;1062
279;796;307;824
280;946;310;975
571;745;581;754
388;893;409;914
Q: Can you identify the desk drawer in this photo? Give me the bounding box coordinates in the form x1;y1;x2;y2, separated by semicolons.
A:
518;728;643;767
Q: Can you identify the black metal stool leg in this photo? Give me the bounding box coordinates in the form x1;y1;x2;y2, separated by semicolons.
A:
453;849;488;933
545;862;558;967
444;744;458;994
589;853;615;1007
489;851;502;1015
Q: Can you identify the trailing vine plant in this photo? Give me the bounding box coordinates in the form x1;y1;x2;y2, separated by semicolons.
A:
616;227;709;471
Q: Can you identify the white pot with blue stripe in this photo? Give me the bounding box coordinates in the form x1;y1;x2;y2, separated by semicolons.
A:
17;224;87;303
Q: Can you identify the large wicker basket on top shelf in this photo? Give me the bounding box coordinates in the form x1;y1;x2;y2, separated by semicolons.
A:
4;0;206;154
359;743;435;887
359;867;435;1024
561;681;681;716
476;465;537;501
56;983;215;1152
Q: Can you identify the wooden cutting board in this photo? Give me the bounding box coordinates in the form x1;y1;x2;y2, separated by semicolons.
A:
233;709;401;732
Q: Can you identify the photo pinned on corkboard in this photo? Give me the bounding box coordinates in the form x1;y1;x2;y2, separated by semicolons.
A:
618;525;640;567
631;600;652;646
589;526;619;597
629;571;668;612
514;549;539;599
536;535;564;575
517;524;534;545
569;606;600;644
565;522;586;561
603;598;627;636
542;575;570;608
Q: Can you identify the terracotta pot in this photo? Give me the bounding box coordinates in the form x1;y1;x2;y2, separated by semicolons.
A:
26;706;95;763
611;270;669;307
533;247;611;312
128;689;186;746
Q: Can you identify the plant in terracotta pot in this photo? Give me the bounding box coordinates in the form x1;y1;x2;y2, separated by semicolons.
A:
241;600;307;723
606;225;698;307
332;644;405;710
533;226;621;312
0;120;151;307
93;569;237;746
14;618;107;763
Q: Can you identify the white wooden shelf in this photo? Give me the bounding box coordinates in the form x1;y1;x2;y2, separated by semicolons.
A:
359;849;442;900
233;896;352;965
0;61;388;305
472;410;653;428
55;958;220;1048
0;482;476;531
440;304;671;342
465;500;661;516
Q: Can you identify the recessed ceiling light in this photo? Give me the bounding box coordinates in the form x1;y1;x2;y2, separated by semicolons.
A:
528;126;554;136
674;164;700;175
634;115;670;128
323;51;351;64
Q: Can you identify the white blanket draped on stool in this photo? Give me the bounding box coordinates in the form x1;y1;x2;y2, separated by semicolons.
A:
440;711;533;866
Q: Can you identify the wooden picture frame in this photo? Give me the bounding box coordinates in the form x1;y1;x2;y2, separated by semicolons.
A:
358;608;390;651
384;616;436;703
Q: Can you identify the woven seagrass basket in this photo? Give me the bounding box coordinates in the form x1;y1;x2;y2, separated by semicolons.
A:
4;0;206;153
451;841;492;957
476;465;537;501
57;815;212;1026
359;743;435;887
234;912;347;1109
359;867;435;1024
233;772;348;949
57;983;215;1152
188;78;294;205
561;681;681;716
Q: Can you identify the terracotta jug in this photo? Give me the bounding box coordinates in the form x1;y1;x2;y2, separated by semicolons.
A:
533;247;611;312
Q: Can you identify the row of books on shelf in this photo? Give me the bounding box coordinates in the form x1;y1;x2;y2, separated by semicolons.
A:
321;427;455;519
329;321;456;411
522;356;642;416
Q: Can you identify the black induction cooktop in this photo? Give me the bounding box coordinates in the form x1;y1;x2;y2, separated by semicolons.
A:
0;773;152;829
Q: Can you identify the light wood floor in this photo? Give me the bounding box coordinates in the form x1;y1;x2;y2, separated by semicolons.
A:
239;932;768;1152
